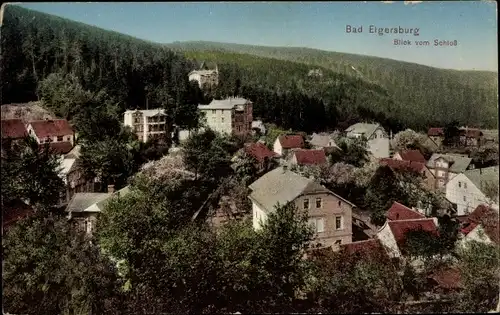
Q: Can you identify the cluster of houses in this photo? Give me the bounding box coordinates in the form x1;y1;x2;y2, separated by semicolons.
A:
2;96;499;270
1;117;100;231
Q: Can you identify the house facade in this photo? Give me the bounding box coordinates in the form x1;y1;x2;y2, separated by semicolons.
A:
427;127;444;148
240;142;278;171
426;153;473;190
393;149;426;164
446;166;499;216
248;166;354;248
188;66;219;88
273;134;305;156
26;119;74;147
123;108;168;142
459;127;484;147
198;98;253;136
345;122;390;159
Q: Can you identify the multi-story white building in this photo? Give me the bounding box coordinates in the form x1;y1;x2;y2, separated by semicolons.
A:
198;97;253;136
123;109;167;142
345;122;390;159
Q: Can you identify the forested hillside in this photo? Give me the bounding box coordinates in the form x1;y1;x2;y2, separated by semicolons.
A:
168;41;499;129
1;5;201;116
1;5;496;134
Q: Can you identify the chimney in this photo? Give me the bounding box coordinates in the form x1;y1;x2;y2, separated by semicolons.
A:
108;184;115;193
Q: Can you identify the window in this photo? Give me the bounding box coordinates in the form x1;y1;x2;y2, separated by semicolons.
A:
335;216;342;230
458;182;462;188
338;200;341;207
463;196;467;202
57;136;63;142
334;240;342;245
464;182;467;189
212;110;216;115
316;198;322;208
221;117;224;123
316;218;325;233
308;218;324;233
303;199;310;209
66;136;71;141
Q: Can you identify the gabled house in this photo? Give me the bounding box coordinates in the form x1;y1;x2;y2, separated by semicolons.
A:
66;185;130;235
273;134;305;156
345;122;390;159
289;149;327;166
308;132;340;152
1;119;28;148
376;218;439;258
188;63;219;88
393;149;426;163
386;201;426;221
380;158;436;191
427;127;444;148
426;153;473;190
426;266;463;297
459;127;484;147
26;119;74;147
459;204;499;246
248;166;355;248
445;166;499;216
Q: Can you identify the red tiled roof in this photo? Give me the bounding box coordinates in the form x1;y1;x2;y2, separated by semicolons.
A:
38;141;74;155
278;135;304;149
29;119;73;138
428;267;462;290
293;149;327;165
380;158;426;173
397;149;426;163
428;128;444;137
460;222;478;235
462;204;499;244
386;201;425;221
2;199;34;228
244;142;278;163
388;218;439;247
1;119;28;139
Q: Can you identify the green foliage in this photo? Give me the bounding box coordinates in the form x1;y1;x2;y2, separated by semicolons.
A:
233;152;259;185
1;136;65;209
470;142;499;168
79;138;137;188
182;128;238;181
309;245;402;313
329;136;370;167
402;228;442;259
170;41;498;129
3;214;123;315
456;241;500;312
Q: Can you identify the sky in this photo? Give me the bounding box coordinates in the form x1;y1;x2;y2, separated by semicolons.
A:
15;1;498;71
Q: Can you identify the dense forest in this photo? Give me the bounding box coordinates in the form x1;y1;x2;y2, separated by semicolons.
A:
1;5;497;135
168;41;499;130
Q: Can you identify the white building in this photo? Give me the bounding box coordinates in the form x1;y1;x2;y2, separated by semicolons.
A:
26;119;74;145
345;122;390;159
445;166;499;216
123;109;167;142
273;135;304;157
188;66;219;88
198;98;253;136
